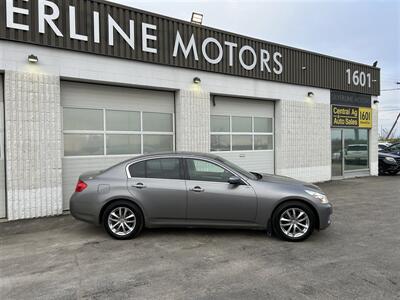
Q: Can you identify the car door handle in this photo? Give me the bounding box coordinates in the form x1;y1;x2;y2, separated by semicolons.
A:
190;186;204;192
131;183;146;189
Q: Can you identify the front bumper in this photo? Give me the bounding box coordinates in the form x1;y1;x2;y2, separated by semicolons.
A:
318;203;333;230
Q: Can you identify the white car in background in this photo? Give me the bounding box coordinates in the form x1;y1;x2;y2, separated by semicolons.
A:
378;142;392;151
345;144;368;162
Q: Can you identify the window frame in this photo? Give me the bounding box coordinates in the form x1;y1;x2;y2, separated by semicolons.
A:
128;157;184;180
210;114;274;152
62;106;175;158
126;156;250;185
184;158;235;183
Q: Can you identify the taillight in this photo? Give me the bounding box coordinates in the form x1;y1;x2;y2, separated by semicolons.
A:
75;179;88;192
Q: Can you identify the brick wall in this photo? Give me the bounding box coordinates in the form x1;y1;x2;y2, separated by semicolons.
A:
175;89;210;152
4;71;63;220
370;101;379;176
275;100;331;182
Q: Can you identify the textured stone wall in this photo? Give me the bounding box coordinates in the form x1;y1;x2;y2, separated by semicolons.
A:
4;71;63;220
275;100;331;183
175;89;210;152
369;101;379;176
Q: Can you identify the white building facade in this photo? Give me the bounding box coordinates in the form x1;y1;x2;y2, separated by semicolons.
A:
0;0;379;220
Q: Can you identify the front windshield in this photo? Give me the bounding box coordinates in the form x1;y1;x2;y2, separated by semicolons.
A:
216;157;258;180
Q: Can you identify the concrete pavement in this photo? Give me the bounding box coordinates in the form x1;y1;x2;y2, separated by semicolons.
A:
1;175;399;299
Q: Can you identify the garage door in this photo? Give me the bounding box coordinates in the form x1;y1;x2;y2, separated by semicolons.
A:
61;81;175;209
210;96;274;174
0;75;5;218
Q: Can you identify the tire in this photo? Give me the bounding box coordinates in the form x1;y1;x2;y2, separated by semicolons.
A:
272;201;315;242
102;201;144;240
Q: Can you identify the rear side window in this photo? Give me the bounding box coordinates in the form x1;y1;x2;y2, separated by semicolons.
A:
129;161;146;178
128;158;182;179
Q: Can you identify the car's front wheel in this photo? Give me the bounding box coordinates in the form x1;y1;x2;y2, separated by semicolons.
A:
272;201;315;242
103;201;143;240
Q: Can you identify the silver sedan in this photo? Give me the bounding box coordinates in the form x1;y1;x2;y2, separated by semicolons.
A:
70;152;332;242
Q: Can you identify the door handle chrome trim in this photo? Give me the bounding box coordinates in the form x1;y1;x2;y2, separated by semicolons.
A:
190;186;204;192
131;183;146;189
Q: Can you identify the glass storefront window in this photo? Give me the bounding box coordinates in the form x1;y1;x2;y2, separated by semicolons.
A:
344;129;369;171
331;128;369;177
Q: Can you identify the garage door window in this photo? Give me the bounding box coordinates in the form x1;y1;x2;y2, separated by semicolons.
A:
63;107;174;156
211;115;273;152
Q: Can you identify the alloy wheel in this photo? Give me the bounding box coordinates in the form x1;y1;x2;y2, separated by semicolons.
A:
107;207;137;236
279;208;310;238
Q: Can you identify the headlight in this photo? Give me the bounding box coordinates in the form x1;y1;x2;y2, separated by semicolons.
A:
384;157;396;163
305;190;329;204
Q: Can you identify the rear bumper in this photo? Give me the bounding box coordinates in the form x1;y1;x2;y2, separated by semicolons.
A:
70;192;100;225
318;203;333;230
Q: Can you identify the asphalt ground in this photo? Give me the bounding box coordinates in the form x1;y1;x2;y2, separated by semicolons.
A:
1;175;399;299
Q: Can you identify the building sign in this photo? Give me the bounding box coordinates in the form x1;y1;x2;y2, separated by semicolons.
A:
0;0;380;95
331;90;371;107
331;105;372;128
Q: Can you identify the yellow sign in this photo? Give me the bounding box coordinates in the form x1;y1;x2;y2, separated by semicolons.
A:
359;107;372;128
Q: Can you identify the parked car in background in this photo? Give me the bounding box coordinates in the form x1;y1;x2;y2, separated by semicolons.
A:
344;144;368;164
378;151;400;175
70;152;332;242
378;143;390;151
381;143;400;156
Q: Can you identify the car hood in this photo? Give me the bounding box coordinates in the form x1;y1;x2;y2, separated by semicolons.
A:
379;152;400;158
257;173;321;191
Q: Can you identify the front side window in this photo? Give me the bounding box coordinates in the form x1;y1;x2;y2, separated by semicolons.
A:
63;107;174;156
186;159;233;182
129;158;182;180
210;115;273;152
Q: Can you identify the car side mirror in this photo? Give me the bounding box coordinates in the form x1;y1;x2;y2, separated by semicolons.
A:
228;176;243;185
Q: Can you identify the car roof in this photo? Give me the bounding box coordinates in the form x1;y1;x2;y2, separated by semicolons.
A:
116;152;223;166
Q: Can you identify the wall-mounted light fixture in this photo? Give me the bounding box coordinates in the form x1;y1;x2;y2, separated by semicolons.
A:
28;54;38;63
307;92;314;97
191;12;203;25
301;66;307;70
193;77;201;84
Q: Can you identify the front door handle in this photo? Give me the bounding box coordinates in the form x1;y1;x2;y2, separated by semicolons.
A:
132;183;146;189
190;186;204;192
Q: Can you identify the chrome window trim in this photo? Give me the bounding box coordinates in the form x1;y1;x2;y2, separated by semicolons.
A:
125;154;251;185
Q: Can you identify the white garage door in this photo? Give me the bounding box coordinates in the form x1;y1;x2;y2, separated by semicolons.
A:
0;75;5;218
210;96;274;174
61;81;175;210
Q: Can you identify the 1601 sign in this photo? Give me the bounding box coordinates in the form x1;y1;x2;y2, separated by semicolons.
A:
346;69;372;88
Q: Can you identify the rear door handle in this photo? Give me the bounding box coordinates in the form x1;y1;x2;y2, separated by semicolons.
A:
190;186;204;192
132;183;146;189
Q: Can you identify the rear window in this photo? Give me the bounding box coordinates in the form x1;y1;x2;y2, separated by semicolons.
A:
128;158;182;180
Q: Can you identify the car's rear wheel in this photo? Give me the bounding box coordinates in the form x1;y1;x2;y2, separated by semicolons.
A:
272;201;315;242
103;201;143;240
